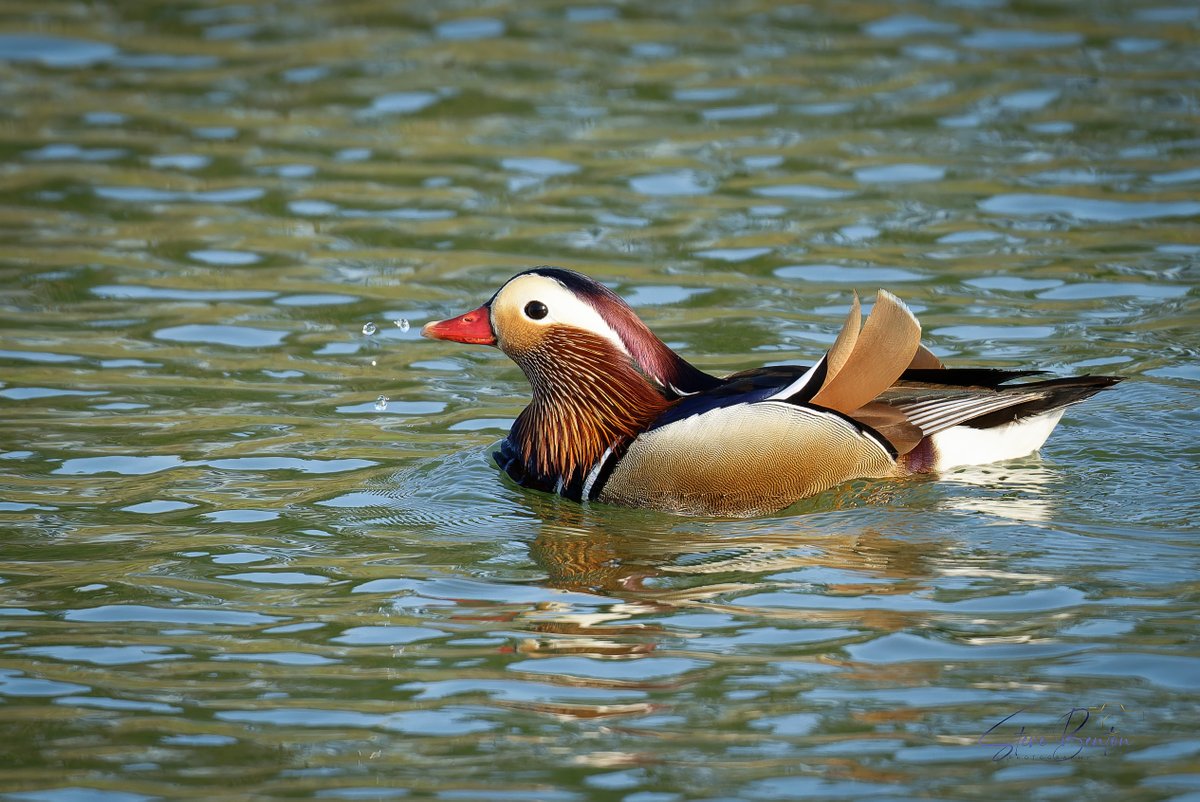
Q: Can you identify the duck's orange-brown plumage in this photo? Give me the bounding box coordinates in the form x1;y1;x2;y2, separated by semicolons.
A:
508;327;671;486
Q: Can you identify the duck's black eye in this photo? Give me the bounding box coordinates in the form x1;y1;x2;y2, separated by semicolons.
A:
524;300;548;320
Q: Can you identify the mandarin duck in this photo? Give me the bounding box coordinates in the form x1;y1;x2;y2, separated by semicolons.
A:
422;267;1120;517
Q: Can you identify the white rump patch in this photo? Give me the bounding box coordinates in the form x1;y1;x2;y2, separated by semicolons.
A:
930;409;1065;471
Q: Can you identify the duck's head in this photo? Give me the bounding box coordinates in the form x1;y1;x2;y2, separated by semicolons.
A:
422;267;717;397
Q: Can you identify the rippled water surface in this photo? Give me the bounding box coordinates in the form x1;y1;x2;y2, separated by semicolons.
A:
2;1;1199;799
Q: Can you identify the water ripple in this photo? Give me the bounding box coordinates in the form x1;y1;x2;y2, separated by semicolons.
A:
1;2;1196;799
980;193;1200;222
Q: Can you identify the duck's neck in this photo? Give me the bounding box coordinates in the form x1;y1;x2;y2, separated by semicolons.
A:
508;329;675;488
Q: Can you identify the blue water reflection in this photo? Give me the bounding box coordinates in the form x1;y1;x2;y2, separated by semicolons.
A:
0;0;1196;799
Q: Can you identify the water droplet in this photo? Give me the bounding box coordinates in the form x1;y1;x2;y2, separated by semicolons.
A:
374;395;389;411
394;318;410;332
362;322;377;336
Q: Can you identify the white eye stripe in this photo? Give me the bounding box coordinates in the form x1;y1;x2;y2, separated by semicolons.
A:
493;274;630;356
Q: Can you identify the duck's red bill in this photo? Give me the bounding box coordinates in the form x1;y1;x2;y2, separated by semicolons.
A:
420;304;496;345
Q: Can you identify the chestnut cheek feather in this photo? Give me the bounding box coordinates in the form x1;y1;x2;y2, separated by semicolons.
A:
511;329;672;484
421;304;496;345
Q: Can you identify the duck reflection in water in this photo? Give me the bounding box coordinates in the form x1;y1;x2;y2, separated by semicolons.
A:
519;488;935;627
508;466;1069;671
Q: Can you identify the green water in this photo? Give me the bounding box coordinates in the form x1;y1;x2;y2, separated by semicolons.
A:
1;1;1198;799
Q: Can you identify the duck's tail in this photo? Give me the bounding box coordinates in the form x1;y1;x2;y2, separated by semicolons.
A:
867;373;1123;472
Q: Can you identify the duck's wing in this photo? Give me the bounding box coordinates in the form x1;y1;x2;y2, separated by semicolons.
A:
716;291;944;407
758;290;923;413
809;289;921;412
741;291;1120;457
